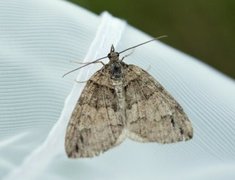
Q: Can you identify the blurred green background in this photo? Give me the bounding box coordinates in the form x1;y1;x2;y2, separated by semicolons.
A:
68;0;235;78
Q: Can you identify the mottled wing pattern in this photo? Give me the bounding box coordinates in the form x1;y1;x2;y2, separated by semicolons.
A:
125;65;193;143
65;69;124;158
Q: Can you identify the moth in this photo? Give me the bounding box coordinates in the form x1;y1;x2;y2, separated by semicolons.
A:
64;37;193;158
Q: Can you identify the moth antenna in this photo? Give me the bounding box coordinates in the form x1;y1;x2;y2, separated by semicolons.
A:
63;35;167;77
62;55;108;77
118;35;167;54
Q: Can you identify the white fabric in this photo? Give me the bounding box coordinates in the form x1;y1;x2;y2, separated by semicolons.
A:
0;0;235;180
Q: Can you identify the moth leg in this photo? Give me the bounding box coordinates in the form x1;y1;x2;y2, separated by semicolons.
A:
121;49;135;61
96;61;105;66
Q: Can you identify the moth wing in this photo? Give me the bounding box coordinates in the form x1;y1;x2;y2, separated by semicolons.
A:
125;65;193;143
65;70;124;158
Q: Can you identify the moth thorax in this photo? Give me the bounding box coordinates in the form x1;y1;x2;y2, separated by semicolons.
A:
110;62;123;79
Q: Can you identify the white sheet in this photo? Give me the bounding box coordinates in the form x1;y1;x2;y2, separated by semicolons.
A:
0;0;235;180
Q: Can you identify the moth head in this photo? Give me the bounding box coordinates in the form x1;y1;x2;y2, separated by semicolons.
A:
108;44;119;61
